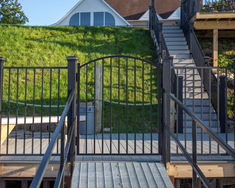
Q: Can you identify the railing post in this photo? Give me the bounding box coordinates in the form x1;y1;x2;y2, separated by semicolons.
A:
219;76;226;133
158;62;163;155
189;22;194;58
177;76;183;133
192;120;197;188
149;6;152;30
158;23;163;57
0;57;5;149
162;57;172;166
67;56;77;176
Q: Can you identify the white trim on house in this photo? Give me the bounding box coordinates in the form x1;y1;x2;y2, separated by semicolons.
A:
53;0;130;26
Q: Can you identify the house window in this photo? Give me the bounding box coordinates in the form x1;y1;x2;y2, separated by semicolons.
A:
105;12;115;26
94;12;104;26
69;13;79;26
80;12;90;26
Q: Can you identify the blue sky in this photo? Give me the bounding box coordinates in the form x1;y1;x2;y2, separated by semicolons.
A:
18;0;79;25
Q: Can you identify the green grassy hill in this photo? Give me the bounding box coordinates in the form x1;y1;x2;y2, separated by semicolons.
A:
0;25;157;132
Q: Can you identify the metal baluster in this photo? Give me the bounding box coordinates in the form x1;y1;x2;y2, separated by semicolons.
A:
77;64;80;154
7;69;11;154
110;58;112;154
57;69;61;154
192;120;197;188
209;69;212;154
32;69;36;154
15;69;19;154
23;68;28;155
142;61;145;154
150;64;153;154
40;69;44;155
94;61;96;154
126;58;128;154
49;69;52;145
86;64;88;154
201;68;203;154
102;59;104;154
118;58;120;154
217;68;220;154
134;59;137;154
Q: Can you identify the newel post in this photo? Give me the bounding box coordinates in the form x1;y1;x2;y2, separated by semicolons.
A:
162;57;172;166
67;56;77;175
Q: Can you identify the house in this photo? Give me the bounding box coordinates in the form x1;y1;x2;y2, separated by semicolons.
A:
54;0;181;27
54;0;130;26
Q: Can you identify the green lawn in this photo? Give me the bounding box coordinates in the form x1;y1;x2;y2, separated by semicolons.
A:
0;25;157;132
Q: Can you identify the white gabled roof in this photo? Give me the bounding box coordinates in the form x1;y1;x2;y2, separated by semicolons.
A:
53;0;130;26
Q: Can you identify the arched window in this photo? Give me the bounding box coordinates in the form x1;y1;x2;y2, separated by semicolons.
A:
105;12;115;26
69;13;79;26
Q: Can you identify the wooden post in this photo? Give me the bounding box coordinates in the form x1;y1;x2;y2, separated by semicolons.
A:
95;65;103;133
213;29;218;67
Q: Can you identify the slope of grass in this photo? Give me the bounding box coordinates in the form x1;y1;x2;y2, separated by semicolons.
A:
0;25;157;133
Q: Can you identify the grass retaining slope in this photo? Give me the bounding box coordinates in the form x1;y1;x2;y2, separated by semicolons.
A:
0;25;157;132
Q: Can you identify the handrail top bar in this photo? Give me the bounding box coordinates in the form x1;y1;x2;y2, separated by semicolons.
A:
173;66;234;69
167;92;235;159
30;90;75;188
3;66;68;69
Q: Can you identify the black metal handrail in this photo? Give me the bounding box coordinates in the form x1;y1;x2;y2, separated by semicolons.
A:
30;90;75;188
165;92;235;188
149;6;170;59
168;92;235;158
181;5;219;113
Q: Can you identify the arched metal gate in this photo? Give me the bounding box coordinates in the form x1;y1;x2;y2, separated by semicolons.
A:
76;55;160;155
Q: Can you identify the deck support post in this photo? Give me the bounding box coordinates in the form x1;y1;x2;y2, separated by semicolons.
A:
67;56;77;177
0;57;5;152
162;57;172;166
95;65;102;133
213;29;218;67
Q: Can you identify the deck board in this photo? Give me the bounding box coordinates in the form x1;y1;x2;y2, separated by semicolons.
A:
72;162;173;188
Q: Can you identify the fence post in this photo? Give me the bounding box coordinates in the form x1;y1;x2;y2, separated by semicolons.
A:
157;62;163;154
67;56;77;176
192;120;197;188
0;57;5;149
158;23;163;57
177;76;183;133
149;6;152;30
219;76;226;133
162;57;171;166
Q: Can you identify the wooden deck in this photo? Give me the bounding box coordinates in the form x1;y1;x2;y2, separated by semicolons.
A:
71;162;173;188
0;133;234;155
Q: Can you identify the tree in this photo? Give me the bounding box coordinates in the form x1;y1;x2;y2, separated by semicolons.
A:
0;0;28;24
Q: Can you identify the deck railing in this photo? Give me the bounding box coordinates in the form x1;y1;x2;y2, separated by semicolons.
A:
162;61;235;188
0;58;68;156
200;0;235;12
30;57;77;188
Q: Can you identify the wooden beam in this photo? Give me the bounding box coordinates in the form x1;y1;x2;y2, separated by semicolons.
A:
0;163;68;178
196;12;235;20
213;29;218;67
194;20;235;30
167;162;235;178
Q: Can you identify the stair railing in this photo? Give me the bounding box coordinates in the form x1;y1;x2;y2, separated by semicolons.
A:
162;61;235;188
180;2;220;116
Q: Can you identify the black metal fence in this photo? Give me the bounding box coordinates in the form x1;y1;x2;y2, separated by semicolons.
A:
76;55;159;155
200;0;235;12
161;60;235;188
0;57;68;155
